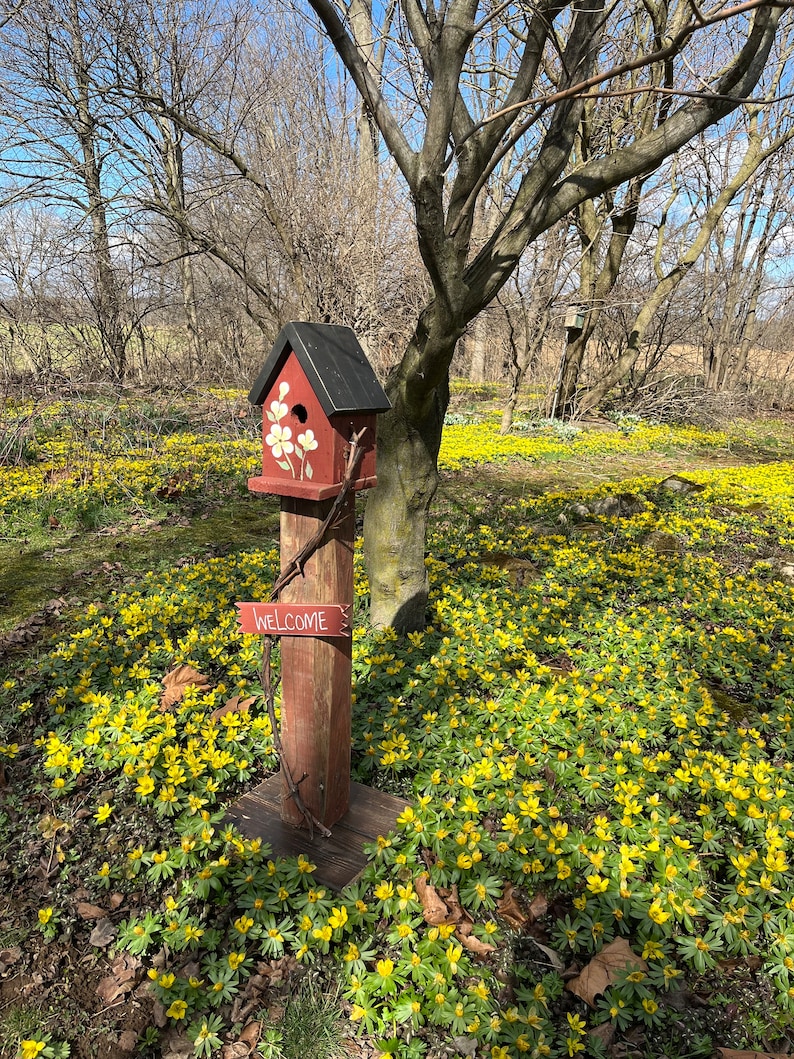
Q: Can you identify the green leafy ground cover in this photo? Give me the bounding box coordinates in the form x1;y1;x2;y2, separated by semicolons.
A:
1;393;794;1059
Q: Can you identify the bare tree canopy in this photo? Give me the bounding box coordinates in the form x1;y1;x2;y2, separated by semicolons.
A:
301;0;792;629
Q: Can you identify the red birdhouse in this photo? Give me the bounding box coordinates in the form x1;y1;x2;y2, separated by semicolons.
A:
247;323;390;501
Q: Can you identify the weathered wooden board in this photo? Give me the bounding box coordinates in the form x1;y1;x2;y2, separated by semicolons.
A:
225;776;409;890
277;493;355;828
236;602;351;637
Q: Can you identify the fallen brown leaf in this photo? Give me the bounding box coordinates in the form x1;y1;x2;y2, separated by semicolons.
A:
497;882;527;929
89;918;117;948
416;875;450;925
527;892;549;921
37;813;68;839
117;1030;139;1053
155;475;186;500
238;1022;261;1049
0;946;22;973
525;937;565;972
444;884;469;925
160;665;211;710
588;1022;616;1049
717;955;763;972
220;1045;251;1059
96;974;134;1004
211;695;256;721
566;938;647;1007
110;953;141;982
161;1030;193;1059
76;901;107;920
456;930;497;957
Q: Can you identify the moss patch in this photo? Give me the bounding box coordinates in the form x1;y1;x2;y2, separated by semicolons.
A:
0;495;278;633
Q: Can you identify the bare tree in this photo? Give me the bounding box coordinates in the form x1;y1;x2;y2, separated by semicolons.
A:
547;21;677;419
573;38;794;414
0;0;135;380
500;224;570;432
698;142;793;391
0;204;74;378
304;0;790;629
109;0;423;373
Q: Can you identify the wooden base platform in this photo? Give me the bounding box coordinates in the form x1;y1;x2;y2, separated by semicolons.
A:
225;776;409;890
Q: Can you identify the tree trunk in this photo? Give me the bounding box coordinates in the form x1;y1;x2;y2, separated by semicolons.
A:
157;116;205;372
551;325;590;417
69;0;127;382
363;329;451;631
467;318;489;383
500;383;521;434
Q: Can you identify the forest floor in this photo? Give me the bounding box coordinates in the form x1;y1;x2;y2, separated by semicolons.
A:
2;393;794;1059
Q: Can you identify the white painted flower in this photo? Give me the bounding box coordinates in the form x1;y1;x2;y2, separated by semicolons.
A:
268;398;288;422
278;381;290;401
265;424;294;458
297;429;318;452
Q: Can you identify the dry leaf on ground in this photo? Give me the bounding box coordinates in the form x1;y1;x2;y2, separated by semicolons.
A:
110;953;141;981
160;665;211;710
566;938;647;1007
117;1030;139;1053
0;946;22;973
444;884;469;925
527;892;549;921
588;1022;616;1050
37;813;68;839
220;1045;252;1059
76;901;107;920
161;1031;194;1059
211;695;256;721
95;952;140;1004
526;937;565;972
416;875;450;925
89;918;117;948
718;955;763;972
456;930;497;956
497;882;527;929
96;975;133;1004
238;1022;261;1049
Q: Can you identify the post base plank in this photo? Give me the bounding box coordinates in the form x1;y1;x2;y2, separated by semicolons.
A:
225;775;409;891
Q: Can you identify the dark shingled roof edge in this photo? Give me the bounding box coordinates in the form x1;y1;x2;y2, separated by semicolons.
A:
248;322;391;416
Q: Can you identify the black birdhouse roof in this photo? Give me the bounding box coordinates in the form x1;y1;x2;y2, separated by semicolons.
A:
248;322;391;416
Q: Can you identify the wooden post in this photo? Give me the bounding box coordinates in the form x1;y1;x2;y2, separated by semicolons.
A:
277;492;355;828
237;324;391;849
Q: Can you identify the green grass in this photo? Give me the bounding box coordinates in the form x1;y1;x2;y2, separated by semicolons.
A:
258;977;348;1059
0;494;278;633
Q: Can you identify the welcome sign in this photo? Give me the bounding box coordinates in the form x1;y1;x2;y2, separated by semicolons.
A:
236;602;351;638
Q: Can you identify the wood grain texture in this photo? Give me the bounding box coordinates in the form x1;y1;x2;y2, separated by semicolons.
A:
226;777;409;890
278;492;355;827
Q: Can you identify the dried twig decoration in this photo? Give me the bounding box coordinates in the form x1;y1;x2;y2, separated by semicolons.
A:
260;428;368;837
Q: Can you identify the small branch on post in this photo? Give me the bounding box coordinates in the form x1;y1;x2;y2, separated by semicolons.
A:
272;427;368;597
259;428;368;837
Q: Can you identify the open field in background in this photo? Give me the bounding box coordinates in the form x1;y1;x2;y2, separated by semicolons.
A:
452;337;794;420
1;390;794;1059
3;313;794;416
